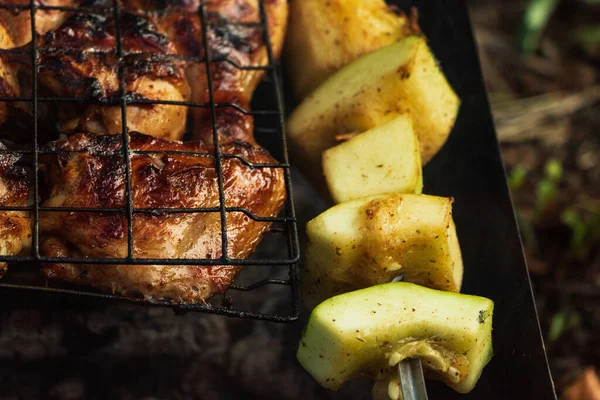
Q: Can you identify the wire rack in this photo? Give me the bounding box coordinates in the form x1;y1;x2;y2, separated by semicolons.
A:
0;0;300;322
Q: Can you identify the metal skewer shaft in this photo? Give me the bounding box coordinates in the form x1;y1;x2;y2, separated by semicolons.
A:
392;274;429;400
398;358;429;400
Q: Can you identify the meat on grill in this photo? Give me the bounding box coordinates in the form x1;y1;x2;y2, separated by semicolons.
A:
30;0;287;144
39;132;285;302
37;5;191;140
0;0;289;301
0;143;31;277
0;22;20;128
0;0;79;48
142;0;288;144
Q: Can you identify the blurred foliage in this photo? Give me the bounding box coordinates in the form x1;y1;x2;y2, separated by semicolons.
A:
474;0;600;394
561;200;600;259
518;0;560;53
572;25;600;53
549;307;582;343
508;164;528;192
534;159;563;219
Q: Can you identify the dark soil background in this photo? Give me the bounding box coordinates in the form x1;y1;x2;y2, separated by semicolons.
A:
469;0;600;397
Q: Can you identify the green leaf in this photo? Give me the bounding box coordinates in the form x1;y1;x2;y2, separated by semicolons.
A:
544;159;563;183
508;164;528;192
517;0;561;53
561;209;586;258
549;308;581;342
572;25;600;48
549;310;568;342
535;180;556;217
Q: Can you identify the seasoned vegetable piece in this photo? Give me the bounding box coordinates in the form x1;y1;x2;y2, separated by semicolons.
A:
323;114;422;203
287;36;460;188
302;193;463;309
297;282;494;398
285;0;418;99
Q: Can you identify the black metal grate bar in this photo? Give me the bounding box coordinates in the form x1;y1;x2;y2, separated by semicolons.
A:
112;0;135;260
0;96;280;115
198;0;229;261
29;0;40;258
0;3;269;26
256;0;300;317
0;0;299;322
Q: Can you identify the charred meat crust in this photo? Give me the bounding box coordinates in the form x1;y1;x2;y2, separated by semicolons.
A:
121;0;199;13
42;13;114;49
39;132;286;302
193;106;255;144
0;142;32;277
0;0;81;48
0;142;30;207
40;131;283;209
155;0;287;143
0;72;17;98
37;8;190;139
38;11;187;98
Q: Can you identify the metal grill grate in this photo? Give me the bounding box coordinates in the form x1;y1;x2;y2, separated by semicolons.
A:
0;0;300;322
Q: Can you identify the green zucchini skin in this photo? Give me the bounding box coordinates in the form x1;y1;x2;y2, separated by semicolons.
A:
297;282;494;394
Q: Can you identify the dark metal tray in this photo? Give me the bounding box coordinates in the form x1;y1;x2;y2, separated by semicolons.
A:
286;0;557;398
395;0;556;398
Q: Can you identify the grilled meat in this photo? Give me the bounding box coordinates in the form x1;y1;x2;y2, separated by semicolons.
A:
9;0;286;144
0;0;79;48
0;22;20;129
37;7;191;140
121;0;198;13
39;132;285;302
0;143;31;277
148;0;287;143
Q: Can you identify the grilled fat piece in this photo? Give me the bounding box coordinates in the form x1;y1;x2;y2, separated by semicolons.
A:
0;143;31;277
39;132;285;302
37;7;191;140
0;0;80;48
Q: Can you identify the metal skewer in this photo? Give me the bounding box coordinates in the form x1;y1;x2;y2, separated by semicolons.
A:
398;357;429;400
392;275;429;400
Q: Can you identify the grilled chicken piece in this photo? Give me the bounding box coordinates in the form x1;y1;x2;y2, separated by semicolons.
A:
39;132;285;302
0;23;20;128
121;0;198;13
0;0;79;48
37;7;190;140
147;0;287;143
0;143;31;277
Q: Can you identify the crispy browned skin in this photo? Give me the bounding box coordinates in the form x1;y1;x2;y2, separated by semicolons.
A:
0;22;20;129
144;0;287;143
0;143;31;277
39;132;285;302
0;0;80;48
37;5;191;140
9;0;286;143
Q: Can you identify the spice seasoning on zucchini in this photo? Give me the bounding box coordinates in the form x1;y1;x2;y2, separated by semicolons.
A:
297;282;494;399
302;193;463;309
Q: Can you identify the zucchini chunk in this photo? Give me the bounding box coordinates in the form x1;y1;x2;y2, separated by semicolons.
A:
302;193;463;309
297;282;494;397
287;36;460;188
322;114;423;203
285;0;418;99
